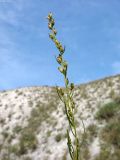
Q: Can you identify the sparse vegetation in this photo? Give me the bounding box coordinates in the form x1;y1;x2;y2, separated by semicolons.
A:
94;144;120;160
87;123;98;137
0;118;5;125
23;156;32;160
94;147;111;160
109;89;115;99
19;131;38;154
28;101;57;132
81;147;90;160
95;101;120;120
5;101;58;157
2;131;9;139
81;89;88;99
28;101;33;107
17;91;23;96
94;99;120;160
13;125;22;134
101;118;120;147
8;144;20;155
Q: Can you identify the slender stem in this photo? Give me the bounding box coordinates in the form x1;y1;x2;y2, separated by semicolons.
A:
47;12;85;160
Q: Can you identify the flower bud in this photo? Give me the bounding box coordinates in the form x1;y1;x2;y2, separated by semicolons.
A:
56;44;61;50
51;19;55;27
57;55;62;64
66;78;69;86
72;101;75;109
63;61;68;68
57;87;64;96
58;66;64;74
48;23;52;30
49;33;54;40
59;46;64;54
55;39;59;45
70;83;74;90
53;28;57;35
47;12;53;20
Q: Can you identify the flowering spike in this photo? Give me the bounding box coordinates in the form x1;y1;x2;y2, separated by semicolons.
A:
47;12;84;160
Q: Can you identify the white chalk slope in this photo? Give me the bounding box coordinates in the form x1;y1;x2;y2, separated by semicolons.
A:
0;74;120;160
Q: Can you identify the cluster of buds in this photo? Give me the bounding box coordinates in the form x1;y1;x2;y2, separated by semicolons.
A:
47;12;75;90
47;12;55;30
58;60;68;77
47;12;68;77
47;12;65;55
57;87;64;96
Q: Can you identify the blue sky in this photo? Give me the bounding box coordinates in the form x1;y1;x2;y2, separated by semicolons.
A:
0;0;120;90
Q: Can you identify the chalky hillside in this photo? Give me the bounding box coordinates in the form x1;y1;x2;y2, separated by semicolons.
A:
0;74;120;160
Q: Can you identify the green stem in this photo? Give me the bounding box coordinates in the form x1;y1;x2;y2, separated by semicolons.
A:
47;12;84;160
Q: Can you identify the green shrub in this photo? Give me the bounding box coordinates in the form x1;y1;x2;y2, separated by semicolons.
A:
28;102;56;132
101;119;120;147
19;131;38;155
17;91;23;96
1;157;11;160
113;95;120;104
95;145;120;160
81;147;90;160
8;144;19;155
7;134;15;143
55;134;62;142
95;148;111;160
95;102;120;120
9;102;57;157
112;149;120;160
109;89;115;99
23;156;32;160
87;123;97;137
13;125;22;134
2;131;9;139
0;118;5;125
